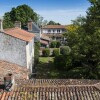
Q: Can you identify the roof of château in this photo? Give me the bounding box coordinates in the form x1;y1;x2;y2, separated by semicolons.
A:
43;25;66;29
3;27;35;42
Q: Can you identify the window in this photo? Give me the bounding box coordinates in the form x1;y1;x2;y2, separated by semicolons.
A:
57;29;60;33
48;30;51;33
53;30;55;33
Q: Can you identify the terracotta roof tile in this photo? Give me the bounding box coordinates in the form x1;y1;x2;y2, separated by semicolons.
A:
40;40;49;45
41;34;50;41
0;79;100;100
3;27;35;42
43;25;66;29
0;60;29;80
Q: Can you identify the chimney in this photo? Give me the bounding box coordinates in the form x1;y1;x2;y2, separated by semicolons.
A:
0;19;3;31
14;21;21;28
4;73;15;91
28;18;33;31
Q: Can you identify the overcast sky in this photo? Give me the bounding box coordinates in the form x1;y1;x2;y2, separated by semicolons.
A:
0;0;90;25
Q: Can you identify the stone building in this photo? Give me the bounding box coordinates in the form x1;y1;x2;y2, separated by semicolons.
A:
0;20;35;73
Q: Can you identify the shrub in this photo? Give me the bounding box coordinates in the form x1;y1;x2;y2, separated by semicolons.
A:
56;41;61;48
54;55;72;70
60;46;71;55
50;41;61;48
42;48;50;57
53;48;60;56
54;55;67;70
34;42;40;66
50;41;57;48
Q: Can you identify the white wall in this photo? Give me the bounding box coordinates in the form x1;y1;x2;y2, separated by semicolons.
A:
26;38;34;72
0;32;27;67
43;29;64;34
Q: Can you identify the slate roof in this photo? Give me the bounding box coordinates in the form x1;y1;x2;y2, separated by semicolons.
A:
0;60;29;80
43;25;66;29
0;79;100;100
3;27;35;42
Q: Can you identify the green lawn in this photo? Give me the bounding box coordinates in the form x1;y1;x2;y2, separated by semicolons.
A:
39;57;54;63
36;57;100;79
36;57;59;79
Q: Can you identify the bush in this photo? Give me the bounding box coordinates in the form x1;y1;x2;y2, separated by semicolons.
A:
34;42;40;66
60;46;71;55
50;41;57;48
54;55;72;70
53;48;60;56
56;41;61;48
50;41;61;48
54;55;67;70
42;48;50;57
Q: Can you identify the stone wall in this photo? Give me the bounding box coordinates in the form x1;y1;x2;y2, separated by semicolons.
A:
0;32;27;67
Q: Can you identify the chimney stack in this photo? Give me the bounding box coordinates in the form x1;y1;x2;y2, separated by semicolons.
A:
4;73;15;91
0;19;3;31
28;18;33;31
14;21;21;28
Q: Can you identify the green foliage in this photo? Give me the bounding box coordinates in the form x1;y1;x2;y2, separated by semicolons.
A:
54;55;72;70
53;48;60;56
60;46;71;55
50;41;61;48
50;41;57;48
34;42;40;66
62;0;100;79
47;20;61;25
56;41;61;48
3;4;38;28
42;48;50;57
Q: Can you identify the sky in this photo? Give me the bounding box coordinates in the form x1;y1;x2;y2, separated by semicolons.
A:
0;0;90;25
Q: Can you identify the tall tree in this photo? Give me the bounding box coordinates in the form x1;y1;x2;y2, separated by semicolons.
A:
47;20;61;25
62;0;100;79
3;4;38;28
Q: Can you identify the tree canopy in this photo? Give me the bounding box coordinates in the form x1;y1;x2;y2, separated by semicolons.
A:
47;20;61;25
56;0;100;79
3;4;38;28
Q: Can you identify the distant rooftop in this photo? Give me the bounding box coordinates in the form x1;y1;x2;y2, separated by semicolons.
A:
43;25;66;29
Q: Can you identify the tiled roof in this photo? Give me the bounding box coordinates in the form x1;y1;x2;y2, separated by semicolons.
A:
45;33;63;37
40;40;49;45
0;79;100;100
43;25;66;29
15;79;100;87
41;34;50;41
0;60;29;80
3;27;35;42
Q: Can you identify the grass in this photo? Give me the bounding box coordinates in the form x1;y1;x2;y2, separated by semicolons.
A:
36;57;59;79
36;57;83;79
39;57;54;63
36;57;100;79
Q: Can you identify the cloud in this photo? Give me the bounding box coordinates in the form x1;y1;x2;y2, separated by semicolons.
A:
36;9;87;25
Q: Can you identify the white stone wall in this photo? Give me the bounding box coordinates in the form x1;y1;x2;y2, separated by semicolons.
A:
43;29;63;34
26;39;34;72
0;32;27;67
